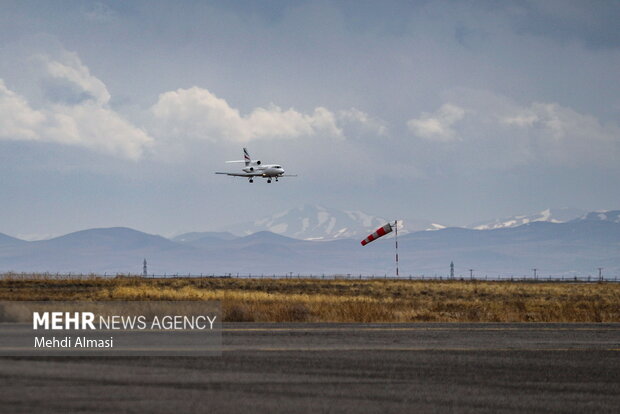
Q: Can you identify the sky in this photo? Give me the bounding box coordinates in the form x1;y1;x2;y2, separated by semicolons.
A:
1;0;619;239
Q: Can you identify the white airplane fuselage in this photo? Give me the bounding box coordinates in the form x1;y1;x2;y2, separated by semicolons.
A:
242;164;285;177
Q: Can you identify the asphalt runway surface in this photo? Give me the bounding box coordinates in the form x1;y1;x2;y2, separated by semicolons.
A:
1;323;619;413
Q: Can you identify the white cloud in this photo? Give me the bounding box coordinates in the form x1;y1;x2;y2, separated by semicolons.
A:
40;52;111;105
338;108;387;137
2;52;386;162
151;87;343;143
0;79;45;140
0;54;153;160
499;101;620;164
502;101;614;140
412;89;620;168
407;103;465;142
46;103;153;160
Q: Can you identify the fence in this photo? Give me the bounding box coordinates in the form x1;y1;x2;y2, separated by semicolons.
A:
1;272;619;283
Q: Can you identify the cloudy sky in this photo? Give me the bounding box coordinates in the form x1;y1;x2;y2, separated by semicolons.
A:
1;0;619;239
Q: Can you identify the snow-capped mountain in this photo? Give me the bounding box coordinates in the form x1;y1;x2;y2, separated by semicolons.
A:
467;208;586;230
579;210;620;223
219;205;445;240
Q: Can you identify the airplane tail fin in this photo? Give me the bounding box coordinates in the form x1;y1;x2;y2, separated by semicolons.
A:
226;148;252;164
243;148;250;166
227;148;261;165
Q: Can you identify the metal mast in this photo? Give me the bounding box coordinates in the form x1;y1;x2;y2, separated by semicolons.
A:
394;220;399;277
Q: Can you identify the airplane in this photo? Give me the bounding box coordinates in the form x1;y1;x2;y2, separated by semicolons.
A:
215;148;297;183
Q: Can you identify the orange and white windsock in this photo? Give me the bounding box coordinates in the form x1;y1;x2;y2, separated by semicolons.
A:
361;223;393;246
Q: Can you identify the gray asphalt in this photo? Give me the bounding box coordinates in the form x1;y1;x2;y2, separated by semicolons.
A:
1;323;619;413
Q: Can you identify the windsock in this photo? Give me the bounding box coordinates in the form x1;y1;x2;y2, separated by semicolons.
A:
361;223;393;246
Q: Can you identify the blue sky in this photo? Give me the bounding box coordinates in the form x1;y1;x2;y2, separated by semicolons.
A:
1;1;619;239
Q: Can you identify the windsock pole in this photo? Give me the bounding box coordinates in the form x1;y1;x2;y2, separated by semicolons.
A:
360;221;401;277
394;220;399;277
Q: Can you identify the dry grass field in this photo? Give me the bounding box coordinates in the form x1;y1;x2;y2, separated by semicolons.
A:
1;275;619;322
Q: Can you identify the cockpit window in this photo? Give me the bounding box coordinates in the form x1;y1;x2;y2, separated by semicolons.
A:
274;165;281;168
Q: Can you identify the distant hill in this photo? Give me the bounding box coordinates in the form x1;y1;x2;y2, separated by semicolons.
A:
394;220;620;276
0;212;618;276
42;227;176;250
0;228;189;274
172;231;238;244
0;233;23;246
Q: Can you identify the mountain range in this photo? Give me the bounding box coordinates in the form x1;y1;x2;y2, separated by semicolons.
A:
185;205;595;241
210;204;446;241
466;208;587;230
0;207;618;276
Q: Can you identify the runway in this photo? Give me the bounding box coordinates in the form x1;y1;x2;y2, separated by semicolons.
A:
222;322;620;351
1;323;619;413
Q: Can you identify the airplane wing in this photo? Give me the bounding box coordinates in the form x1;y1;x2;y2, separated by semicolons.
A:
215;172;263;177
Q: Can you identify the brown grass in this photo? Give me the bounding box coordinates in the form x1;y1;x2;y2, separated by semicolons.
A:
0;275;618;322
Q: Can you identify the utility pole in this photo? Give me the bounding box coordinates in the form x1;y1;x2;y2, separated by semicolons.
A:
143;259;147;277
394;220;399;277
469;269;474;280
598;267;603;282
450;261;454;279
532;268;538;280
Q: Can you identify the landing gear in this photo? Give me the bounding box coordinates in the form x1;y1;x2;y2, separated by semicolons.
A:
275;177;279;182
249;178;254;183
267;179;272;183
